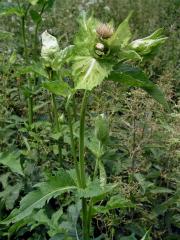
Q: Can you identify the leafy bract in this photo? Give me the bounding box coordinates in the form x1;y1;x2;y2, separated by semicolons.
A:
72;56;113;90
0;151;24;176
107;11;133;49
107;64;169;109
74;13;98;56
42;80;72;97
1;170;77;224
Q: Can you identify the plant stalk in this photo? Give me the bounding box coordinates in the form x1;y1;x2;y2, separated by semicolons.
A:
67;103;81;186
51;93;63;164
79;90;89;239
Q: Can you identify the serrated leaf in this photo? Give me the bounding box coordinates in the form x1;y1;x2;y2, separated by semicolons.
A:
1;170;77;224
72;56;113;90
107;11;133;48
42;80;72;97
107;64;169;109
0;151;24;176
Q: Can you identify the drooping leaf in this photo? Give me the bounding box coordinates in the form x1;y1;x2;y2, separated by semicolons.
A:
0;151;24;176
107;11;133;48
107;64;169;109
72;56;113;90
42;80;72;97
1;170;77;224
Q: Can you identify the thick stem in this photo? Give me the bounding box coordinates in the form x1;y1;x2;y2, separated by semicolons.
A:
87;141;102;236
79;91;88;187
67;103;81;186
51;93;63;164
79;91;89;239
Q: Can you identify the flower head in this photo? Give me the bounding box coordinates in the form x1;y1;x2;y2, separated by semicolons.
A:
96;23;114;39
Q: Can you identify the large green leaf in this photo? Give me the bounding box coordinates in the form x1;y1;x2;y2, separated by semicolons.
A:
107;64;169;109
42;80;72;97
72;56;113;90
0;151;24;176
1;170;77;224
107;12;133;48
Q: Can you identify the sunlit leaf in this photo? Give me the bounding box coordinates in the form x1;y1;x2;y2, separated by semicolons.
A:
72;56;113;90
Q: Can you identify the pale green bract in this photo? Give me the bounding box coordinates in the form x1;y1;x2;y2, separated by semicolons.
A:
129;28;167;55
72;56;113;90
41;30;59;61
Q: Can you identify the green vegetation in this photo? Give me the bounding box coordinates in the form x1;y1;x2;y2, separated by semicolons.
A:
0;0;179;239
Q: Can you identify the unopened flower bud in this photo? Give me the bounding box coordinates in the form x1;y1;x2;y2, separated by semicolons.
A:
96;23;114;39
95;114;109;144
95;42;105;52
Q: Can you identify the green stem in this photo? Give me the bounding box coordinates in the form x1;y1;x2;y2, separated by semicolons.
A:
79;91;88;187
79;90;89;239
87;141;102;236
51;93;63;164
19;2;33;126
67;103;81;186
33;2;47;59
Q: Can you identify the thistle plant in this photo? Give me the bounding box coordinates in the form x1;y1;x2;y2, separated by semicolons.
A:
1;12;168;240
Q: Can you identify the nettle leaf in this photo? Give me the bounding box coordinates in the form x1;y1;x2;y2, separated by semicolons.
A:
72;56;113;90
107;11;133;49
1;170;77;224
107;64;169;109
42;80;72;97
0;151;24;176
